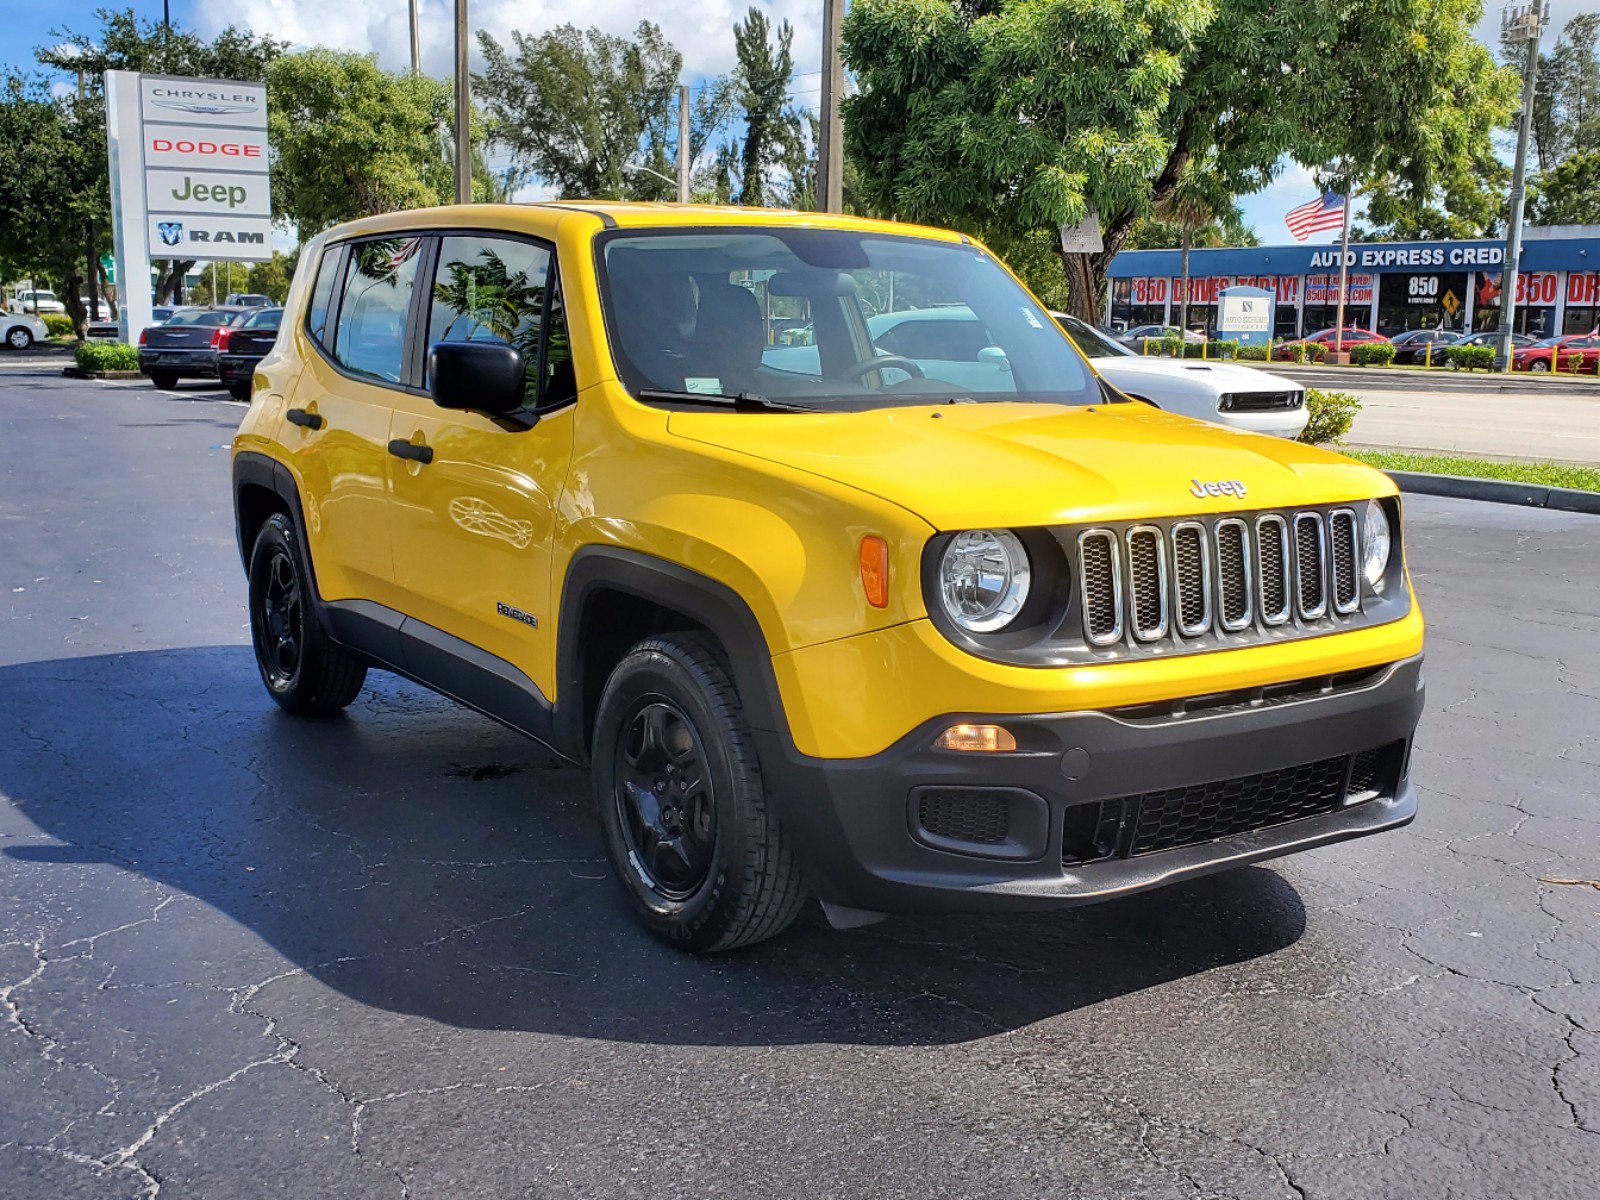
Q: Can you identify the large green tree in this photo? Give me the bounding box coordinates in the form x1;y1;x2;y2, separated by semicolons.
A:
1518;14;1600;172
842;0;1515;318
0;76;107;333
1528;149;1600;226
476;22;731;201
733;8;794;206
266;50;456;238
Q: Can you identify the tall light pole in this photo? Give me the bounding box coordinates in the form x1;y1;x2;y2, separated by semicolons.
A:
454;0;471;204
676;84;691;203
409;0;421;76
1497;0;1547;371
817;0;844;213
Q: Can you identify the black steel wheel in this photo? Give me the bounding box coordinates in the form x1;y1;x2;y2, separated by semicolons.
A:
593;634;807;952
247;513;366;715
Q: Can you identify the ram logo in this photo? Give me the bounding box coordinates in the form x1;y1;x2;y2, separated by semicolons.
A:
156;222;184;247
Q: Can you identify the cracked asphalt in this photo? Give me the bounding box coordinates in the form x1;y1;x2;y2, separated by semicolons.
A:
2;368;1598;1199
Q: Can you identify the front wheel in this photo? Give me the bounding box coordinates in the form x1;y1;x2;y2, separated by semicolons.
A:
1529;360;1550;373
592;634;807;952
6;326;33;350
247;513;366;714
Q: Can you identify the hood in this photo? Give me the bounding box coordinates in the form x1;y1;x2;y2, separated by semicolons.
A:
668;401;1392;530
1092;356;1301;392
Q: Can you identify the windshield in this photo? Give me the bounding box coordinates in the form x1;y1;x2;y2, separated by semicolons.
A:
1054;313;1133;358
596;228;1097;410
1531;337;1563;347
244;308;282;330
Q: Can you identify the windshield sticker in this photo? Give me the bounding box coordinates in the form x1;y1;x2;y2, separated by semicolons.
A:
1020;308;1044;329
684;376;723;394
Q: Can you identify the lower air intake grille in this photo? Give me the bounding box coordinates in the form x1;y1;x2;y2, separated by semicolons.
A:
916;789;1012;845
1061;742;1405;866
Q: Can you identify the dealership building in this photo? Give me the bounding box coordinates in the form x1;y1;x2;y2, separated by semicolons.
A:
1104;225;1600;340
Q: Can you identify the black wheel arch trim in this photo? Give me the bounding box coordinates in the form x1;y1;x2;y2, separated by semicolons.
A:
554;546;789;763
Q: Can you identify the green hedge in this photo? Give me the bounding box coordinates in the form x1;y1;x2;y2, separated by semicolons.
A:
43;313;76;339
1236;344;1269;361
1296;388;1361;446
1350;342;1396;367
74;341;139;372
1444;344;1495;372
1281;341;1327;363
1152;337;1240;359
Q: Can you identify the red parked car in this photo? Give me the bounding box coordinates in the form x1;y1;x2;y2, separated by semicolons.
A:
1512;333;1600;373
1273;327;1389;361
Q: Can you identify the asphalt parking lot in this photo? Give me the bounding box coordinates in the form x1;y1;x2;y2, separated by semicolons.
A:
3;369;1598;1199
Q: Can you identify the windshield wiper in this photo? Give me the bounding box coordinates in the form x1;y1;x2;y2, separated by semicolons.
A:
637;388;815;413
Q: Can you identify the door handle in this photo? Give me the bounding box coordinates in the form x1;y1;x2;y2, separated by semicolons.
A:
285;407;323;430
387;438;434;465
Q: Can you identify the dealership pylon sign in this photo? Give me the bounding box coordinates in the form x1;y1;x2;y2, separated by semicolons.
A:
105;71;272;341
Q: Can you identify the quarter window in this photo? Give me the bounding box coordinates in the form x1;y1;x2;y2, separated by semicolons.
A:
305;246;341;349
427;234;574;408
333;237;424;384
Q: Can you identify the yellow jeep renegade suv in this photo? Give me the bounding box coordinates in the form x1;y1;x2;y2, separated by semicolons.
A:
232;202;1424;951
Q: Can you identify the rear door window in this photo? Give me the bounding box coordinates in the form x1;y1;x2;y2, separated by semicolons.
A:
333;237;425;384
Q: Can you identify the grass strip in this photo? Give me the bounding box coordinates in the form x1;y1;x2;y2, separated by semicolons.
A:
1342;449;1600;494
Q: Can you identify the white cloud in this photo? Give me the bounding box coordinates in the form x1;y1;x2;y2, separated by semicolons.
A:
186;0;825;89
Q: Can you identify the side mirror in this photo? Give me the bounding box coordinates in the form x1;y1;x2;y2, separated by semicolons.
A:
428;340;528;419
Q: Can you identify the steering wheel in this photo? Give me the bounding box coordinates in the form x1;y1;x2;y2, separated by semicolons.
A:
839;354;926;383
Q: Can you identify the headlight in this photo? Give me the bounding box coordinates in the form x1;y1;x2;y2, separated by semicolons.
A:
938;530;1031;633
1362;500;1392;591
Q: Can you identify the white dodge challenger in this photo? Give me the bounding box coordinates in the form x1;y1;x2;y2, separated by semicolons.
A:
1053;313;1309;439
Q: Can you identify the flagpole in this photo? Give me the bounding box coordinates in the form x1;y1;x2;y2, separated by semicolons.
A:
1333;187;1352;356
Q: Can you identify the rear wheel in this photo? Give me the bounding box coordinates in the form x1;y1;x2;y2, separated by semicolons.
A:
149;370;179;389
228;381;252;401
593;634;807;952
6;326;33;350
247;513;366;715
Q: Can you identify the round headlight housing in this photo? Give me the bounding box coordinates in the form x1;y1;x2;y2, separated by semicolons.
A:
1362;500;1392;591
938;529;1031;633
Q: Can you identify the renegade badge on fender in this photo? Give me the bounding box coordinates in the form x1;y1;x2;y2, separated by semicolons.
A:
232;202;1424;952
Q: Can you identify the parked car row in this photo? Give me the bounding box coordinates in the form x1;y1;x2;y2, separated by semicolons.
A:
137;306;281;398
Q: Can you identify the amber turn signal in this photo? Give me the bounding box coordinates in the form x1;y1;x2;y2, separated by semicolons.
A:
859;535;890;608
933;723;1018;752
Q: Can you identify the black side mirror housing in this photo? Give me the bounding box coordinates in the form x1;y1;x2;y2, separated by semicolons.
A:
428;340;530;421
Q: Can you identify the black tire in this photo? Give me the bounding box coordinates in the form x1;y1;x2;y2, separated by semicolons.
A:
247;512;366;715
6;326;33;350
149;370;179;390
228;381;252;401
593;634;807;952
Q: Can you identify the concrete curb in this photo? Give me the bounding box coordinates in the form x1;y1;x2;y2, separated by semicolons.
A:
1387;469;1600;515
61;367;143;380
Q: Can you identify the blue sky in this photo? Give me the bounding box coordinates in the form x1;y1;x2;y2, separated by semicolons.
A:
4;0;1583;247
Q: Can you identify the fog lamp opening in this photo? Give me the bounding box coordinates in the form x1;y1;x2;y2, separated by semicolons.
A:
933;723;1017;752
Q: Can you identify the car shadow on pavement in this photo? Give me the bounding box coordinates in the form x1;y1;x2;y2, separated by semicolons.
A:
1;647;1307;1047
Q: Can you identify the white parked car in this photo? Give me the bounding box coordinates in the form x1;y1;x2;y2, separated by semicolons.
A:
10;289;66;315
1055;313;1308;439
1;311;48;350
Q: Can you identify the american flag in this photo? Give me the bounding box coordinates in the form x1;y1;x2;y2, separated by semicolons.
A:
1284;193;1347;241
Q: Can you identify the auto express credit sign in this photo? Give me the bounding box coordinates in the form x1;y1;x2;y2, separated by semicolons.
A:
105;71;271;340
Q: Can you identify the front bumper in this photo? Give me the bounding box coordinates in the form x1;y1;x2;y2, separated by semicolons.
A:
758;654;1423;915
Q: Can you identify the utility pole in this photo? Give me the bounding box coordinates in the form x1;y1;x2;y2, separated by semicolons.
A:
454;0;471;204
1497;0;1547;371
677;85;691;203
817;0;844;213
1333;182;1353;357
409;0;421;76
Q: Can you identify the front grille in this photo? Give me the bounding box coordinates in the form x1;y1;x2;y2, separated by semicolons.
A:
916;789;1011;845
1061;742;1404;865
1126;527;1168;640
1072;504;1375;654
1220;391;1301;412
1293;512;1327;618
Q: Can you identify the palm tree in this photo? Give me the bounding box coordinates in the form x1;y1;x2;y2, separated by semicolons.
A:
1155;168;1235;339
